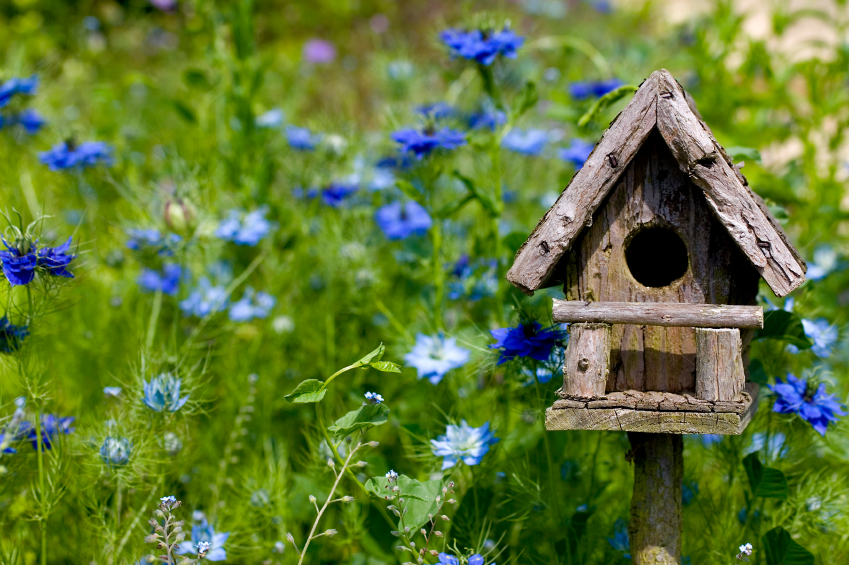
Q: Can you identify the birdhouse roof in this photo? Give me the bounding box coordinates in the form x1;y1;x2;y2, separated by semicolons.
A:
506;69;806;298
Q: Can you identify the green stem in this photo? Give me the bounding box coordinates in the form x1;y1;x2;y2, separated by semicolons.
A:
533;369;561;524
35;410;46;565
145;289;163;351
432;219;444;330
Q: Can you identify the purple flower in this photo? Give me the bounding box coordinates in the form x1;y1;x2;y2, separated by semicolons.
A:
0;316;29;353
490;321;566;365
375;201;432;240
303;39;337;64
391;127;466;159
38;141;113;170
440;27;524;65
559;139;595;168
502;128;548;156
0;76;39;108
0;239;37;286
286;126;321;151
569;78;625;100
769;374;846;436
18;414;75;450
138;264;183;296
36;237;77;278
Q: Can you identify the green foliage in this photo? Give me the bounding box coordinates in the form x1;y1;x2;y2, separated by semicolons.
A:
763;527;815;565
744;452;789;499
756;310;813;349
328;404;390;441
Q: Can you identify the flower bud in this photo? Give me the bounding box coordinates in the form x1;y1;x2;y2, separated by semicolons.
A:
390;531;401;537
434;531;443;538
144;534;160;544
404;527;410;534
357;461;367;467
447;499;457;505
430;550;439;556
440;515;450;521
420;529;427;536
342;496;354;502
368;441;379;447
435;495;441;503
164;198;196;234
286;533;295;544
324;529;337;537
327;458;335;467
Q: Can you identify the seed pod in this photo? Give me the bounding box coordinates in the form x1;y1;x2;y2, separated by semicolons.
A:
368;441;379;447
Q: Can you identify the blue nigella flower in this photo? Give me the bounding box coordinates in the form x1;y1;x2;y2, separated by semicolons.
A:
0;76;39;108
138;264;183;296
559;139;595;168
215;206;272;246
447;255;498;301
103;386;122;398
0;238;37;286
440;27;524;65
180;278;229;318
490;321;566;365
416;102;456;120
176;519;229;561
607;518;631;559
521;348;563;386
286;125;321;150
0;109;46;134
769;374;846;436
38;140;113;170
468;108;506;131
143;373;190;413
431;420;499;470
502;128;549;156
392;127;466;159
806;245;838;281
228;287;276;322
569;78;625;100
36;237;77;278
364;391;384;404
100;436;131;466
256;108;284;129
18;414;75;450
0;316;29;353
126;229;181;256
404;333;471;385
320;181;359;207
801;319;837;358
375;201;432;240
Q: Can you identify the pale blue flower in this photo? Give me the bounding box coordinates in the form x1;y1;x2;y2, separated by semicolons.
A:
180;278;228;318
215;206;272;246
431;420;499;470
802;319;837;358
607;518;631;558
559;139;594;168
161;495;177;505
176;520;229;561
364;392;384;404
228;287;276;322
100;436;131;466
404;333;470;384
385;469;398;481
502;128;548;156
807;245;838;281
256;108;284;128
103;387;122;398
143;373;189;413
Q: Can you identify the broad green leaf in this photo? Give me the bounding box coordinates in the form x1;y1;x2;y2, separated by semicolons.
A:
401;479;443;531
368;361;401;373
364;474;429;502
512;81;538;119
577;85;638;128
328;404;390;440
395;180;424;205
755;311;812;349
743;452;788;499
355;344;385;367
763;527;815;565
284;379;326;404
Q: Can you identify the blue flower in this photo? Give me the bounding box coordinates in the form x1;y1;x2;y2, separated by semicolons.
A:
490;321;566;365
215;206;273;246
18;414;75;450
160;495;177;505
769;374;846;436
807;245;838;281
385;469;398;481
392;127;466;159
138;264;183;296
0;239;37;286
502;128;549;156
0;316;29;353
440;27;524;65
568;78;625;100
364;392;384;404
0;109;46;134
256;108;284;129
375;201;432;240
521;349;563;386
801;319;837;358
176;520;229;562
126;229;181;256
180;278;229;318
748;432;788;460
416;102;455;120
607;518;630;558
404;333;471;385
468;555;485;565
0;76;39;108
36;237;77;278
103;387;122;398
447;255;498;301
228;287;276;322
468;108;506;131
143;373;190;413
100;436;131;467
438;554;459;565
39;141;113;170
320;181;359;207
286;125;321;150
431;420;499;470
559;139;595;168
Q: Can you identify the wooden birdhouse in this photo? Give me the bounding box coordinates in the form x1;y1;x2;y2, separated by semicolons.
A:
507;70;807;436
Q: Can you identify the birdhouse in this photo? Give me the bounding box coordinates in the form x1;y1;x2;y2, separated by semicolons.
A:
507;70;807;436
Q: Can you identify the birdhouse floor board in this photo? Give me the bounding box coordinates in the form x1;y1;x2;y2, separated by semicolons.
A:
546;383;758;434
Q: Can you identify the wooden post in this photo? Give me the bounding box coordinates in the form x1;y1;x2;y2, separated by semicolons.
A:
628;432;682;565
695;328;744;401
563;323;610;398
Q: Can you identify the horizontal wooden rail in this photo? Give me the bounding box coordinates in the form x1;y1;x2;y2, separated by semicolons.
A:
552;300;763;329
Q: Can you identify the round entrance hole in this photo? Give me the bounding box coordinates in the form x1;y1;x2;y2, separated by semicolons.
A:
624;226;689;287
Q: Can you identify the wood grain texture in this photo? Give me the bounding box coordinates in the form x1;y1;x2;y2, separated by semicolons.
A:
553;301;763;329
628;433;682;565
654;70;806;297
505;73;659;295
545;384;759;434
695;328;744;401
563;323;611;397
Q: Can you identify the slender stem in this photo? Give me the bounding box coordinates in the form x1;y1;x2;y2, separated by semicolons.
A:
35;410;47;565
146;289;163;351
432;219;444;330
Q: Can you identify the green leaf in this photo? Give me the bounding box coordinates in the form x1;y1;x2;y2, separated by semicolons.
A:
368;361;401;373
748;358;768;385
765;200;790;225
726;146;762;164
355;344;385;367
453;170;498;215
395;180;424;205
577;85;638;128
503;231;529;254
512;81;538;119
763;526;815;565
328;404;390;440
743;452;788;499
435;194;475;219
172;100;197;123
284;379;326;404
755;310;813;349
364;474;430;502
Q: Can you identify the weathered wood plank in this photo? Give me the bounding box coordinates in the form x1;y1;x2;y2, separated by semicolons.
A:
563;323;611;397
695;328;744;401
654;69;806;297
505;73;659;295
553;300;763;329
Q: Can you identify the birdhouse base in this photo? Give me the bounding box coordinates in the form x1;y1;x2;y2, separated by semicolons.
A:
545;383;759;435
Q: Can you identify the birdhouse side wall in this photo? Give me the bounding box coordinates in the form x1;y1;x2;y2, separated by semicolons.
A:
561;131;760;394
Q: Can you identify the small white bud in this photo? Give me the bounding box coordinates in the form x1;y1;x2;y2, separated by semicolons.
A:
390;531;401;537
327;458;335;467
324;529;337;538
440;515;450;521
368;441;379;447
286;533;295;544
342;496;354;502
309;495;316;504
435;495;441;503
357;461;367;467
434;531;443;538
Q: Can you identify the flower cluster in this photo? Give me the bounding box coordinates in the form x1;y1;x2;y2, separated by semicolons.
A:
0;75;44;135
177;517;229;561
1;236;77;286
215;207;273;246
440;26;524;65
13;414;76;451
39;140;113;170
364;391;384;404
769;374;845;436
431;420;499;469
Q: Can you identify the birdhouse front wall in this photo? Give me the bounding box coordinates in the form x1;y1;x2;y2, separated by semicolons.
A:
559;131;760;394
